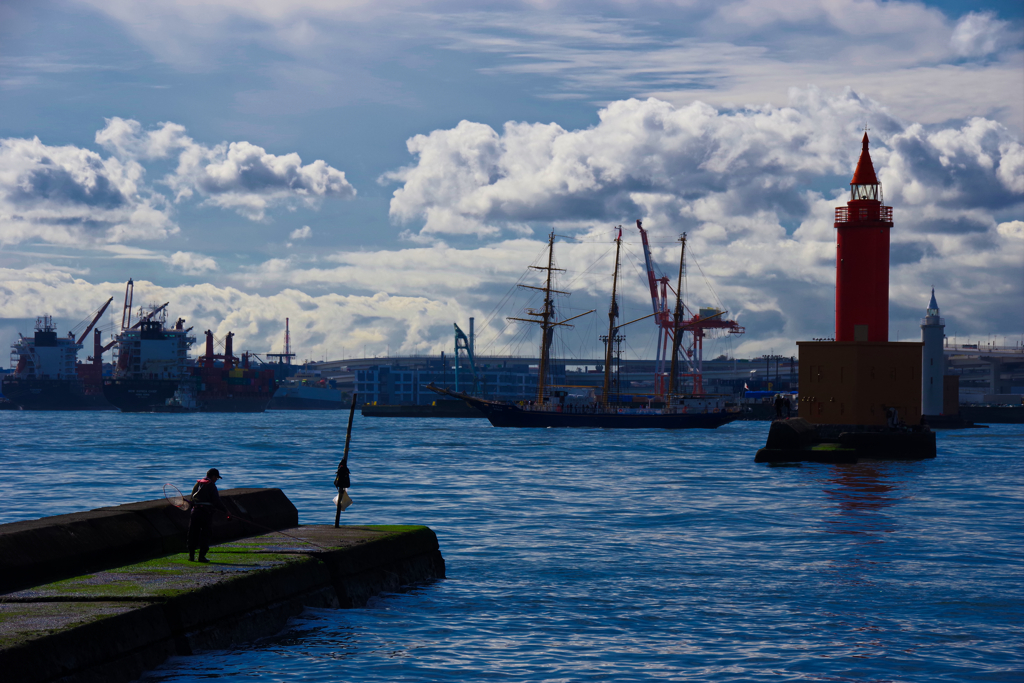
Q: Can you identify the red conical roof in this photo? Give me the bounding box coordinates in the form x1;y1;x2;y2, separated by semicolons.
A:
851;132;879;185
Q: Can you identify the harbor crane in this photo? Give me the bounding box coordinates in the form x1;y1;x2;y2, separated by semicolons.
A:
634;220;744;396
454;322;478;393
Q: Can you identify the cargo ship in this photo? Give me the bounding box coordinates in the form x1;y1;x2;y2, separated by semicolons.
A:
2;301;115;410
104;323;277;413
102;280;276;413
427;226;741;429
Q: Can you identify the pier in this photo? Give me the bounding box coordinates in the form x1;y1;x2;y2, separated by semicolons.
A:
0;490;445;683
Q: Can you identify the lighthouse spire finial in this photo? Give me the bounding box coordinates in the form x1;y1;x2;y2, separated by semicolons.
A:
851;132;879;186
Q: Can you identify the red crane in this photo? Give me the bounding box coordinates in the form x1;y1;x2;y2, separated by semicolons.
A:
634;220;744;396
76;297;114;344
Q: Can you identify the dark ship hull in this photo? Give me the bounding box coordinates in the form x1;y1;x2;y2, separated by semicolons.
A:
102;378;179;412
428;386;740;429
103;378;273;413
474;399;740;429
2;378;114;411
361;401;483;418
196;395;273;413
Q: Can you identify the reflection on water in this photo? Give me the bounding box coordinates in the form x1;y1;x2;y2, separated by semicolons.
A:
816;463;909;594
820;463;905;537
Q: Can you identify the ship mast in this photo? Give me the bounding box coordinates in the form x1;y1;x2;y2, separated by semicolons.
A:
536;232;557;402
602;229;623;406
506;231;592;404
668;233;685;396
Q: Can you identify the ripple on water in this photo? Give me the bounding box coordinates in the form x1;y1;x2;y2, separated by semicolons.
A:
1;414;1021;682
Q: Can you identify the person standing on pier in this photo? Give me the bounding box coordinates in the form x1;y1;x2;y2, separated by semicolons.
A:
188;468;229;563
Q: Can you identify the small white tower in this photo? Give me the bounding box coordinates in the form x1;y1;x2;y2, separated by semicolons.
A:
921;288;945;416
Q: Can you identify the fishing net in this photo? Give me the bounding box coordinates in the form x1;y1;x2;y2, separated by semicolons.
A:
332;490;353;511
163;483;190;511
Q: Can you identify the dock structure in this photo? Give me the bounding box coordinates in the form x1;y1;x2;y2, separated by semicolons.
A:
0;491;445;683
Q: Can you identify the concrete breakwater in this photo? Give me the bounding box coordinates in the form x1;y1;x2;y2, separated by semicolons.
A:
0;491;445;683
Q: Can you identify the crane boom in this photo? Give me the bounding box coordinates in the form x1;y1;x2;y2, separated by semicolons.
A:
635;220;661;317
76;297;114;344
132;302;169;327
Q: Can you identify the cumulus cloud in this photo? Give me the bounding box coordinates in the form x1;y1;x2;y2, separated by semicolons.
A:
383;89;883;239
290;225;312;240
169;251;218;274
0;119;358;246
97;117;357;220
0;135;177;245
383;89;1022;239
950;11;1014;58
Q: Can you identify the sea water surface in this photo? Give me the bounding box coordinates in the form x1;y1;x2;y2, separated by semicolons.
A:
1;412;1021;682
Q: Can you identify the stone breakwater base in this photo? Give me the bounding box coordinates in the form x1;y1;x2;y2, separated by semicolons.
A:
0;491;445;683
755;418;937;464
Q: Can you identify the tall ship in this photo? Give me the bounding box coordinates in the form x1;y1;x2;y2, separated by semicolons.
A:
429;224;743;429
102;280;276;413
2;298;116;410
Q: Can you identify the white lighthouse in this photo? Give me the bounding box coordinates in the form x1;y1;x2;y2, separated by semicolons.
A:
921;288;945;416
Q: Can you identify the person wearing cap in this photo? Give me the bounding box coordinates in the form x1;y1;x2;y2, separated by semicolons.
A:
187;468;229;563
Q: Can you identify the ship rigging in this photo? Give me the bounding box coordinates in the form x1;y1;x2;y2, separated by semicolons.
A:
427;224;741;429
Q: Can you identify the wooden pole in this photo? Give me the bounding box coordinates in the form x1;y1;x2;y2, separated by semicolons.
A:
335;392;357;528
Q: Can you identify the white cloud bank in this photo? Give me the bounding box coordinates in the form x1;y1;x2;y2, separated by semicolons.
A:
0;119;356;246
0;268;468;361
3;89;1021;357
0;136;176;245
97;118;356;220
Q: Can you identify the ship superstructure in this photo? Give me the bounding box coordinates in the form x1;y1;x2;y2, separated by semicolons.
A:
113;312;194;381
2;300;115;410
13;316;80;380
103;300;196;412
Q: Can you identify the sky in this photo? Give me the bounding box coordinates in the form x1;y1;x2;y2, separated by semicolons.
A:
1;0;1022;363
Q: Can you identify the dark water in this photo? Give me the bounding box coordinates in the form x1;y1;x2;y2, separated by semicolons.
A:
1;412;1021;682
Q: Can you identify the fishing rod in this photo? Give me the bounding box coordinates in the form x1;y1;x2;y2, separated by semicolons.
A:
215;508;332;552
163;482;332;553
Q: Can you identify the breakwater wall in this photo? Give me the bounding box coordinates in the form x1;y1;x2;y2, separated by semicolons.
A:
0;488;296;594
0;493;445;683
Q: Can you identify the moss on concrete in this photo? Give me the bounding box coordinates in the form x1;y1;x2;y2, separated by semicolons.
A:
11;550;306;602
0;602;145;649
0;523;444;683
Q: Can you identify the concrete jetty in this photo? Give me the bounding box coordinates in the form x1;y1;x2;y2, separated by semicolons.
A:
0;489;445;683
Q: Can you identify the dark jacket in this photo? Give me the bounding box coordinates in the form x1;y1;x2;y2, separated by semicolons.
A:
191;478;226;513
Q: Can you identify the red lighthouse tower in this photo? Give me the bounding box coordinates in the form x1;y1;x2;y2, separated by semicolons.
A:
793;134;924;429
835;133;893;342
756;133;936;464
